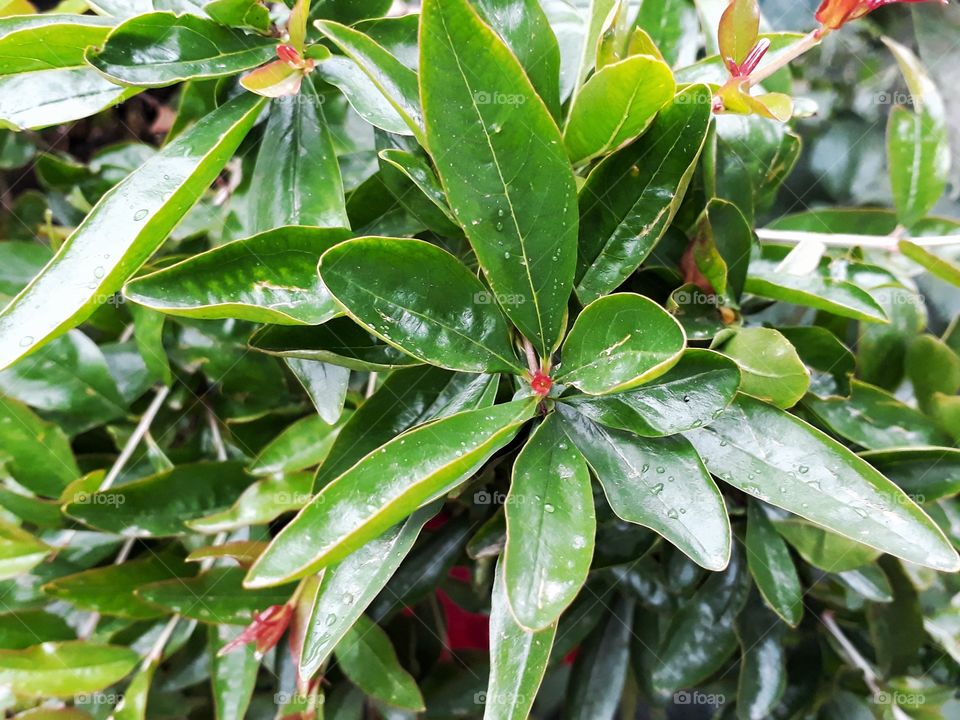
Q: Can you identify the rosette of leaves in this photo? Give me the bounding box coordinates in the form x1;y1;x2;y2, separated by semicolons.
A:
0;0;959;718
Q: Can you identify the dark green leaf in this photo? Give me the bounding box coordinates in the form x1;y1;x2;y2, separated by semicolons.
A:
0;395;79;497
745;502;802;627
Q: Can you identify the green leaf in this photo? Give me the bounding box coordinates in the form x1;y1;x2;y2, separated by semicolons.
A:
209;624;259;720
0;521;49;580
686;395;960;572
0;610;74;651
745;255;888;323
803;380;950;450
378;148;457;225
319;237;522;373
314;56;411;136
773;518;879;572
315;366;498;487
0;642;138;698
249;415;342;476
690;198;755;303
65;462;254;537
206;0;271;32
186;472;313;534
576;84;712;303
899;239;960;287
906;334;960;414
735;593;786;720
558;406;731;571
86;12;277;87
334;615;424;711
718;327;809;410
778;325;854;397
246;399;535;587
484;558;556;720
0;395;79;497
745;501;802;627
43;552;194;619
125;227;351;325
568;0;617;100
504;414;594;630
314;19;424;142
108;659;155;720
565;595;633;720
561;349;741;437
857;285;926;391
0;14;113;75
299;507;432;678
137;567;291;624
0;94;265;370
420;0;578;356
647;546;748;697
250;318;422;371
557;293;686;395
860;448;960;503
924;607;960;665
285;358;349;424
564;55;675;165
636;0;699;67
473;0;562;119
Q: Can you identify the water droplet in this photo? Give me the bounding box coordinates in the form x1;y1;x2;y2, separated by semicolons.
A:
798;465;809;474
325;614;337;626
94;266;105;279
656;466;665;474
651;483;664;495
133;208;148;221
544;503;555;513
667;509;679;520
19;336;33;347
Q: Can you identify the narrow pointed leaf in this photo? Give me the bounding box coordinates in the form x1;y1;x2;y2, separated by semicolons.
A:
378;148;457;224
562;349;741;436
0;14;113;75
0;94;264;370
285;358;349;424
108;660;155;720
334;615;424;711
421;0;578;356
505;414;594;630
125;228;351;325
576;84;712;303
249;415;343;476
557;293;685;395
745;501;802;626
0;642;138;698
686;395;960;572
860;448;960;502
246;399;536;587
558;406;731;571
320;237;523;374
209;625;259;720
86;12;277;87
484;559;556;720
564;55;675;165
186;472;313;534
0;521;49;580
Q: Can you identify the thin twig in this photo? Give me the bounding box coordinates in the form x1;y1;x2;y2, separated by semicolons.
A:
365;372;379;398
757;228;960;250
747;29;825;88
821;611;882;695
522;337;539;376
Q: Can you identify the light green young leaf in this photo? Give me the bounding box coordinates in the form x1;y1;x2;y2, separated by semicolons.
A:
718;327;809;409
0;642;138;698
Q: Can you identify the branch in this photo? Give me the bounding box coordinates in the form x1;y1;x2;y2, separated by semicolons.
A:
746;29;826;89
757;228;960;251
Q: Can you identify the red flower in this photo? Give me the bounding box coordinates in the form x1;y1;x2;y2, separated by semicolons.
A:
816;0;946;29
219;604;294;657
530;370;553;397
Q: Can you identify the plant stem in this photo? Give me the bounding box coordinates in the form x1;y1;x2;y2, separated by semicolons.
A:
747;29;826;88
522;337;539;375
757;228;960;250
821;611;882;695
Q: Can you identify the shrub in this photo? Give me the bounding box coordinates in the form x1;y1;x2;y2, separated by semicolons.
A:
0;0;959;717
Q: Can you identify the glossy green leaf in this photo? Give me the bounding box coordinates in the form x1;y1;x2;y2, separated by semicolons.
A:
138;567;291;624
250;318;422;371
249;81;349;231
320;237;522;373
315;19;423;142
635;0;699;66
209;624;259;720
907;334;960;414
718;327;809;409
473;0;562;119
0;14;113;75
745;501;802;627
734;593;786;720
43;552;194;619
65;462;254;537
558;405;731;571
108;660;155;720
299;506;433;678
0;642;138;698
899;240;960;287
206;0;271;32
569;0;617;100
249;415;343;476
557;293;685;395
687;395;960;572
285;358;349;424
0;94;265;371
504;414;594;630
187;472;313;534
0;610;74;651
86;12;277;87
803;380;950;450
315;366;498;487
564;55;675;165
125;228;351;325
484;558;556;720
421;0;578;356
778;325;854;397
576;84;712;303
378;148;457;225
774;518;879;572
314;55;410;136
561;349;741;437
246;399;535;587
924;607;960;665
0;521;49;580
647;546;748;697
857;284;926;391
334;615;424;711
0;395;79;497
860;448;960;503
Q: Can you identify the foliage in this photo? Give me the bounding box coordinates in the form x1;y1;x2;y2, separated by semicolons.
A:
0;0;959;718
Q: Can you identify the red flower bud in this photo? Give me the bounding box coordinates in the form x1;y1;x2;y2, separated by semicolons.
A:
276;44;304;68
816;0;946;30
530;371;553;397
219;604;294;657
